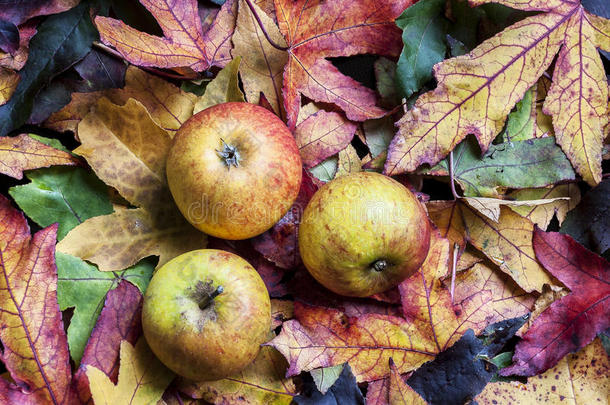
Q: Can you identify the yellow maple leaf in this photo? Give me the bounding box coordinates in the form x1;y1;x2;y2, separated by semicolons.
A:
86;339;174;405
385;0;610;186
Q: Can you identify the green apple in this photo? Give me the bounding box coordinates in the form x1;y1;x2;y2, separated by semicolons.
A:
142;249;271;381
166;102;302;240
298;172;431;297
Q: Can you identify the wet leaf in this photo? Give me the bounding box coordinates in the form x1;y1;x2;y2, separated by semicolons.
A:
0;195;76;404
385;0;610;187
73;280;144;404
95;0;237;71
501;228;610;376
276;0;411;128
0;134;80;180
86;338;174;405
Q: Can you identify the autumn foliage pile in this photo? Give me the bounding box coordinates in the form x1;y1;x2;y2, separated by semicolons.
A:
0;0;608;403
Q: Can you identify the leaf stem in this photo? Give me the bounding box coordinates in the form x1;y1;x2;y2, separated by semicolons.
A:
243;0;290;51
92;41;201;81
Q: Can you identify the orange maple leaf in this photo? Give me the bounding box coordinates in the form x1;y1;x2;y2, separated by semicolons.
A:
95;0;237;71
385;0;610;186
275;0;412;128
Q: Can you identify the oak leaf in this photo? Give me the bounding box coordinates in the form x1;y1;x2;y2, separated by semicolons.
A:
232;0;287;117
0;134;80;179
0;195;76;404
73;280;144;405
385;0;610;186
95;0;237;71
86;338;174;405
478;338;609;404
275;0;411;128
57;98;206;271
501;228;610;376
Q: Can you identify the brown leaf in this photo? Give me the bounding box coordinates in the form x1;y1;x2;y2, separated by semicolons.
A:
232;0;288;118
0;134;80;179
73;280;143;404
0;195;76;404
95;0;237;71
276;0;411;128
295;110;357;168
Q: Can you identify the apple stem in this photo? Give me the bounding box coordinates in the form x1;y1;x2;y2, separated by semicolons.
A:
217;139;240;168
198;285;224;310
372;259;388;272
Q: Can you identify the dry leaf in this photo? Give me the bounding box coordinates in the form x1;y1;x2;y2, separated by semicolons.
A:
507;184;580;228
462;196;571;223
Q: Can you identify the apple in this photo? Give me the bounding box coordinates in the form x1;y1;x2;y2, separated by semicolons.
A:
298;172;431;297
166;102;302;240
142;249;271;381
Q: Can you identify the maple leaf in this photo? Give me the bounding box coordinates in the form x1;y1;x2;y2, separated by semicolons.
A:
232;0;288;118
57;98;206;271
86;338;174;404
0;195;76;404
388;358;426;405
275;0;411;128
501;228;610;376
269;232;533;381
73;280;144;404
385;0;610;186
95;0;237;71
0;134;80;179
178;332;296;404
478;338;609;404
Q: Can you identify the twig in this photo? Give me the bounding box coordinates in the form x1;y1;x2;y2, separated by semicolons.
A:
450;242;459;305
449;150;460;199
92;41;201;81
243;0;290;51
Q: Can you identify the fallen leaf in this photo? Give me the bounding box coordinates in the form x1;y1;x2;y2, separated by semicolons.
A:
56;253;153;364
86;338;174;405
232;0;287;117
276;0;411;128
0;134;80;179
57;98;206;271
461;202;552;292
366;378;390;405
293;364;364;405
389;358;426;405
310;364;344;395
295;110;357;168
507;184;581;229
501;228;610;376
500;86;537;142
73;280;144;404
74;49;127;91
426;200;466;250
335;144;362;178
193;56;244;114
0;195;76;404
385;0;610;187
478;338;609;404
95;0;237;71
362;116;395;160
308;156;338;184
252;169;317;270
0;0;79;26
271;299;294;329
560;179;610;256
427;137;576;197
461;196;570;223
395;0;447;98
374;58;401;108
178;333;296;405
0;68;19;105
0;19;19;55
9;166;112;240
0;3;98;136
